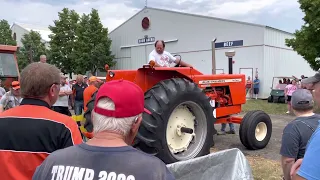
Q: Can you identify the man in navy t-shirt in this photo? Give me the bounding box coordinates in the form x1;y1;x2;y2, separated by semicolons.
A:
32;80;175;180
253;76;260;100
290;72;320;179
280;89;320;180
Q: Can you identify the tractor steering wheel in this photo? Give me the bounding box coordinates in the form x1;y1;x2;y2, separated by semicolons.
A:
173;55;182;67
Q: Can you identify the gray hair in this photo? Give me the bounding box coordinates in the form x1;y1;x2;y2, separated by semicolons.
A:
40;55;46;58
20;62;60;98
92;97;141;136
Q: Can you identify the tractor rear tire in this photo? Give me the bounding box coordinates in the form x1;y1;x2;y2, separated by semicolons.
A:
135;78;215;164
267;96;273;103
239;110;272;150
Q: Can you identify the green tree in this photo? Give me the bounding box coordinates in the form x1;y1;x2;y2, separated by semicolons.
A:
49;8;79;76
73;9;115;74
286;0;320;71
0;19;16;46
17;30;46;71
73;13;91;74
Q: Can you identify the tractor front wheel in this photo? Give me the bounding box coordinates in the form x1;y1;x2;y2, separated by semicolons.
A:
239;110;272;150
135;78;215;164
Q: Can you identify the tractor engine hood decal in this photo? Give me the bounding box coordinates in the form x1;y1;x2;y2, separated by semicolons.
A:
198;78;242;84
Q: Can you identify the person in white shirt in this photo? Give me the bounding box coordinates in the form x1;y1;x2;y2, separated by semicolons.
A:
0;81;22;112
52;75;73;116
148;40;192;67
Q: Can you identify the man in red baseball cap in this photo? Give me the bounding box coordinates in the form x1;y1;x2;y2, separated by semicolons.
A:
32;80;175;180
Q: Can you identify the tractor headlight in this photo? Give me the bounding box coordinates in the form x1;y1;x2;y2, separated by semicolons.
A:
109;71;115;78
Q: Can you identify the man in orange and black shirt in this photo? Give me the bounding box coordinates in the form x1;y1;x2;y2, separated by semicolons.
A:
83;76;101;112
0;62;82;180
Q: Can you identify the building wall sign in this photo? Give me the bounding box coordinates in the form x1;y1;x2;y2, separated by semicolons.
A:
215;40;244;49
138;35;155;44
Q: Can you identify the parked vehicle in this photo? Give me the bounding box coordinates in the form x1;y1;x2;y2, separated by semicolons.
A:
267;76;294;103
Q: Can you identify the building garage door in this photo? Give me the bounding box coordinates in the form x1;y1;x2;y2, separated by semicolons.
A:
216;69;224;74
239;68;253;80
131;46;147;69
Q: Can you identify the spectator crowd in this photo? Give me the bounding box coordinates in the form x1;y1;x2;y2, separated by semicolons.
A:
0;56;175;180
239;73;320;180
280;72;320;180
1;53;320;180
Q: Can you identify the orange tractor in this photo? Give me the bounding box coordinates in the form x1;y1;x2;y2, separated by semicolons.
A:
0;45;20;90
83;59;272;164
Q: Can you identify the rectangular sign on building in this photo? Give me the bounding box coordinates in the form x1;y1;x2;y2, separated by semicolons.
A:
215;40;244;49
138;36;155;44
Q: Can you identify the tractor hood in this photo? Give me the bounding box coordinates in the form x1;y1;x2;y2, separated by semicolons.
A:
105;66;203;93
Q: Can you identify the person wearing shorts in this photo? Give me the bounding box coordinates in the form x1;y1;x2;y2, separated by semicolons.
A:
285;79;298;114
246;76;252;98
253;76;260;99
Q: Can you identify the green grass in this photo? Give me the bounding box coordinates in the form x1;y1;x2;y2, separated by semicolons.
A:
242;99;288;115
242;99;320;115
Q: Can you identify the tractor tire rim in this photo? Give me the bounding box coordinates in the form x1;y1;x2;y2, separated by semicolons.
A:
255;122;267;141
166;101;207;160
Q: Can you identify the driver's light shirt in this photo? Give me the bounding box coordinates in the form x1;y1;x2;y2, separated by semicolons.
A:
148;50;176;67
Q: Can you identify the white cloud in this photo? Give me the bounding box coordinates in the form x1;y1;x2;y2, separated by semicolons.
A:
0;0;303;33
0;0;138;31
268;0;300;16
208;0;279;17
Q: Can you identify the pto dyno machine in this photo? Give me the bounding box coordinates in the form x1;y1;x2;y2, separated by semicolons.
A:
84;57;272;164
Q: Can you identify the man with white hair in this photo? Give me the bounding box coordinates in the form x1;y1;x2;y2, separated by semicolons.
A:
39;55;47;63
32;79;175;180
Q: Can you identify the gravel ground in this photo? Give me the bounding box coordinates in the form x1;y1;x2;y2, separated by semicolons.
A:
211;113;295;161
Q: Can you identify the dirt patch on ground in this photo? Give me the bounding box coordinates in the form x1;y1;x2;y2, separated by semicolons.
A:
210;113;295;179
246;156;282;180
213;114;295;161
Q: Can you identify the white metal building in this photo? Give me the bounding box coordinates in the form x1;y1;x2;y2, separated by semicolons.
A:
109;7;316;99
10;22;51;48
10;23;80;80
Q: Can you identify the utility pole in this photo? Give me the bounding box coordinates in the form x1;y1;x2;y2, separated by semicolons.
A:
211;38;217;74
145;0;147;7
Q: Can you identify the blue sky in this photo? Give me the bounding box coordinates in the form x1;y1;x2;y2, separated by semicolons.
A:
1;0;304;33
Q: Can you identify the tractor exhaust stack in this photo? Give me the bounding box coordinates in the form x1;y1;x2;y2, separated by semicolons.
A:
225;50;236;74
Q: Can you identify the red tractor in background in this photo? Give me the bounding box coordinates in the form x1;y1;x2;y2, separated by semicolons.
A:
83;57;272;164
0;45;20;90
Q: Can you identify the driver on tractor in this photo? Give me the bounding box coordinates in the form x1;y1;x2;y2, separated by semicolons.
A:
149;40;192;67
